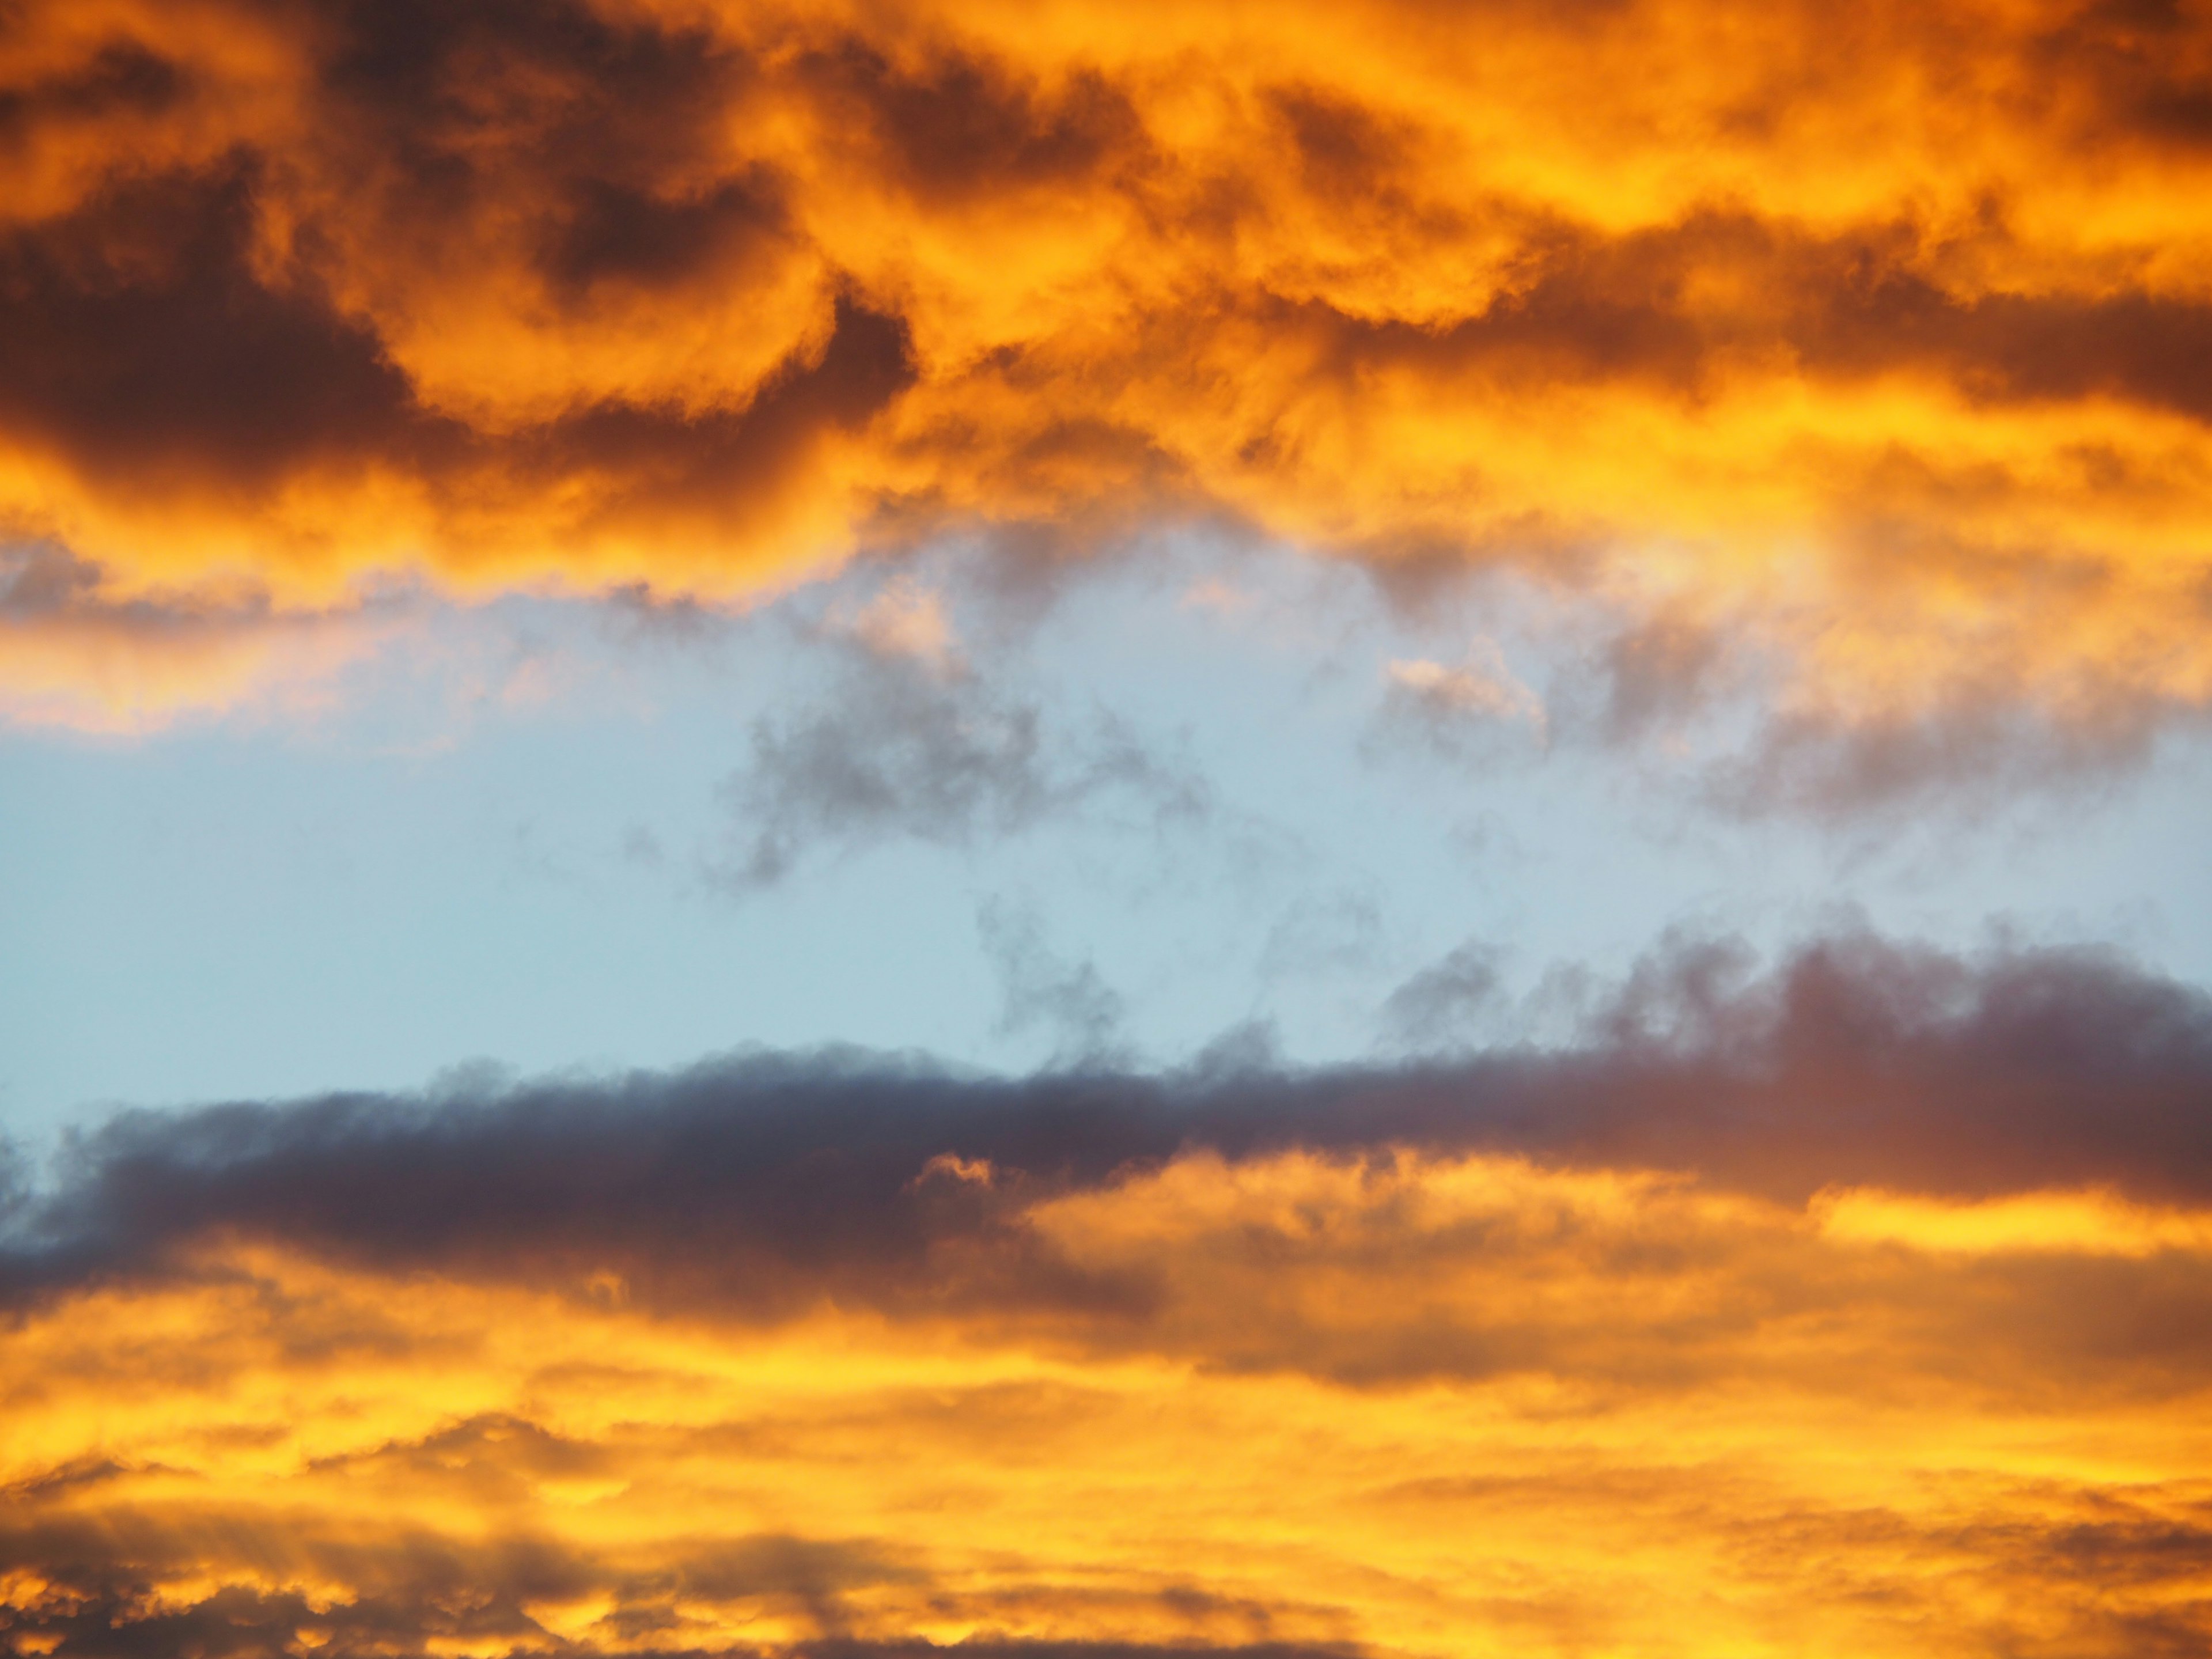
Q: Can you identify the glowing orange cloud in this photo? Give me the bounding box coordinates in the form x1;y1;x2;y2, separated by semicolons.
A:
5;0;2212;733
5;1150;2210;1657
6;937;2210;1653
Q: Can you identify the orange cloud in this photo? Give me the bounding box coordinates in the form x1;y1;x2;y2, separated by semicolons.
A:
0;546;387;730
4;936;2210;1654
4;0;2212;734
5;1153;2210;1657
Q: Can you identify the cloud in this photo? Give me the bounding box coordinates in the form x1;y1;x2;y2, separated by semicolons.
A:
5;931;2212;1654
1384;654;1544;730
840;577;961;673
0;543;391;731
1374;941;1507;1054
1368;642;1549;768
11;929;2212;1310
979;897;1135;1069
1;0;2210;747
1254;889;1389;984
1705;692;2183;818
709;642;1209;888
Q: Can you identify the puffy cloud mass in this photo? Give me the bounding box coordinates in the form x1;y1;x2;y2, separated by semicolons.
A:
5;0;2212;732
6;934;2212;1656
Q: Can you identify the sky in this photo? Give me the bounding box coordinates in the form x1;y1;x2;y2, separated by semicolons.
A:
4;2;2212;1656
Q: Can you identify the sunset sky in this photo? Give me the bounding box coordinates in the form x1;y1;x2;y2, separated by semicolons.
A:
5;2;2212;1656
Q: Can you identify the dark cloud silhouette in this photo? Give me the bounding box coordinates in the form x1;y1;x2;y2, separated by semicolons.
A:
0;1501;926;1659
540;171;791;298
0;1536;1359;1659
10;930;2212;1319
307;0;766;276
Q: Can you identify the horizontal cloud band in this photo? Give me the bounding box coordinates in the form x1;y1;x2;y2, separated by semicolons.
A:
5;935;2212;1656
6;0;2212;731
12;933;2211;1302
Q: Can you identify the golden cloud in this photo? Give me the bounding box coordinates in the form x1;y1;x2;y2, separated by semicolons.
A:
4;0;2212;731
0;547;388;730
5;937;2211;1654
5;1150;2211;1657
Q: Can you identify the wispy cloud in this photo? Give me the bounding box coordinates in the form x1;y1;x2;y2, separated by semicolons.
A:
707;642;1209;889
978;897;1134;1070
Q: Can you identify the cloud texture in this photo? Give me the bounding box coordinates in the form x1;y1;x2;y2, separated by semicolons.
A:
6;0;2212;732
6;934;2212;1656
9;7;2212;1648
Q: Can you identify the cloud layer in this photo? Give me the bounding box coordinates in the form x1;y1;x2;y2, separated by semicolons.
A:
9;6;2212;1647
6;0;2212;734
6;934;2212;1656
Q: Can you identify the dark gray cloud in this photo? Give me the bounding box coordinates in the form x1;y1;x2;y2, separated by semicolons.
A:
0;1533;1355;1659
9;929;2212;1320
709;649;1209;889
1;542;106;617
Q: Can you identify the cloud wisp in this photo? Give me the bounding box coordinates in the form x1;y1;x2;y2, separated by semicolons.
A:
5;933;2212;1656
707;635;1209;890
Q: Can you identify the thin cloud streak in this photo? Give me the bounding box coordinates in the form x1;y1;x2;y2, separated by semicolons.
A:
14;930;2212;1301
